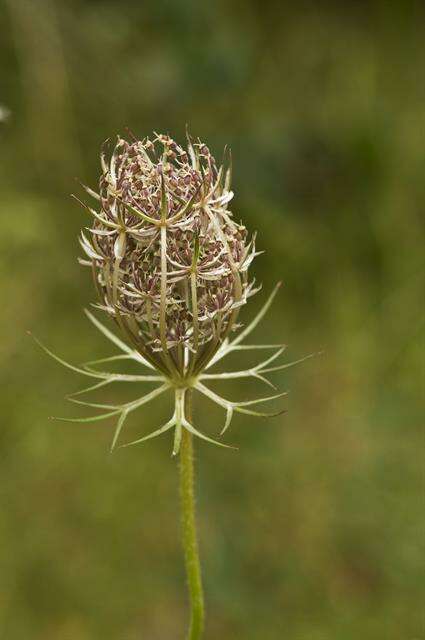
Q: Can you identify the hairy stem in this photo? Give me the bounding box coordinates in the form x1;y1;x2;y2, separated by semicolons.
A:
179;390;205;639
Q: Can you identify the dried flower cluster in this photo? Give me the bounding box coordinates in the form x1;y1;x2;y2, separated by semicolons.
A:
77;133;259;380
36;132;313;454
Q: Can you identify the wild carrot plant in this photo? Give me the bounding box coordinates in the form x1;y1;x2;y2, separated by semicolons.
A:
35;132;314;639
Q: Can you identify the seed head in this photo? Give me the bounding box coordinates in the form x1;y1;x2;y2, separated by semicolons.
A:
78;132;260;380
36;130;307;452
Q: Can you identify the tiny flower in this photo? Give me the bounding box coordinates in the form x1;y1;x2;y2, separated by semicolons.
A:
0;104;11;123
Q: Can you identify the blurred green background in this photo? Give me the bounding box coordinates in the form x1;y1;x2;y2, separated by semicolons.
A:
1;1;423;638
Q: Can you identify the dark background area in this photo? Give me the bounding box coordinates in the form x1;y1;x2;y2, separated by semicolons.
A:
0;1;423;638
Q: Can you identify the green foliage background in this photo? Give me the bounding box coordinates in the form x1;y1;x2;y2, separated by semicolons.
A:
0;1;423;638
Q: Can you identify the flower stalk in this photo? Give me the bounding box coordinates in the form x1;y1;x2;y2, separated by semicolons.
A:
180;390;204;640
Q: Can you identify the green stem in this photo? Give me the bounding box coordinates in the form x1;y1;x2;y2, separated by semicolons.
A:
179;389;205;640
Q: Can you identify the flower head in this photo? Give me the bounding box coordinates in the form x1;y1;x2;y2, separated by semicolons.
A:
78;132;259;380
35;131;314;454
